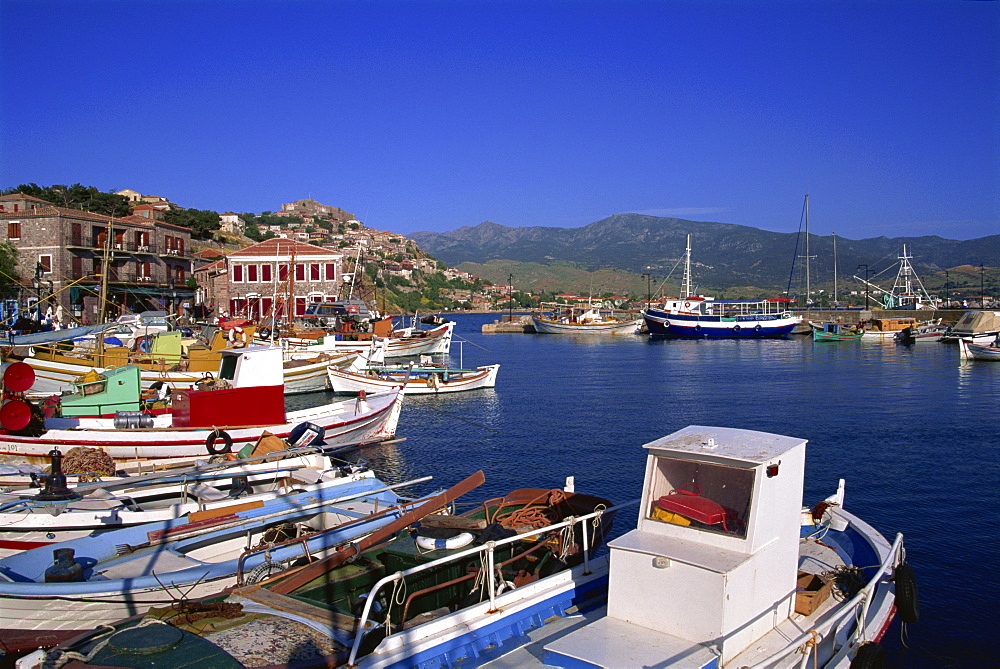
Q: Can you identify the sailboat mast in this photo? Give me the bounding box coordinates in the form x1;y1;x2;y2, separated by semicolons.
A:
805;195;810;306
683;233;692;298
832;232;838;305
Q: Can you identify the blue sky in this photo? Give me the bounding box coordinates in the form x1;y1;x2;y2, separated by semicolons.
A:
1;0;997;241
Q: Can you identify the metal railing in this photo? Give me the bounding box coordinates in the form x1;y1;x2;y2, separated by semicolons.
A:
346;498;639;666
746;532;905;669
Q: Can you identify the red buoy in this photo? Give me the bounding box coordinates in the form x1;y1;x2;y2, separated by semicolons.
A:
1;362;35;393
0;399;33;431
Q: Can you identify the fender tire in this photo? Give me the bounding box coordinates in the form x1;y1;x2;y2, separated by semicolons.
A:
850;641;885;669
206;429;233;455
894;562;920;624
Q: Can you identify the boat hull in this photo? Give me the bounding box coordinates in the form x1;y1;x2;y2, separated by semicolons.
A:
644;310;799;338
531;316;641;335
328;364;500;395
0;388;403;464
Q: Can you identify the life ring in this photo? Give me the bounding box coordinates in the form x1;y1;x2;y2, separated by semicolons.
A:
893;561;920;624
206;428;233;455
257;326;271;340
228;327;247;348
693;325;702;333
684;301;691;308
415;532;475;551
754;324;762;332
733;324;741;333
135;336;152;353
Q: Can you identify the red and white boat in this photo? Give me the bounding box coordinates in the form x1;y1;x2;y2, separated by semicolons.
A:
0;346;403;466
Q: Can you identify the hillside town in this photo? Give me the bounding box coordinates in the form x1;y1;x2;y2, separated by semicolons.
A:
0;189;545;329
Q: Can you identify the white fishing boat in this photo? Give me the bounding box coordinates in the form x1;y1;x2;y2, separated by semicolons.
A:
959;336;1000;361
328;362;500;395
33;426;917;668
853;244;935;310
894;318;949;343
0;346;403;465
531;303;641;335
0;441;379;557
941;310;1000;344
0;474;429;653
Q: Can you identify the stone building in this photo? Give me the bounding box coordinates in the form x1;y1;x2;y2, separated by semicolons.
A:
279;198;353;222
0;192;194;324
221;238;345;321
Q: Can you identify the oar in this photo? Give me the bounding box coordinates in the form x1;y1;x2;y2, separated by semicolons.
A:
270;469;485;594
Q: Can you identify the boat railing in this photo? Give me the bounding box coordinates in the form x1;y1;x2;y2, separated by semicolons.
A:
746;531;905;669
346;498;640;665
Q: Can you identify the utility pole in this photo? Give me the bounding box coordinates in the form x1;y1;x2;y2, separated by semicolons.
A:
641;272;653;308
981;264;986;307
508;273;513;323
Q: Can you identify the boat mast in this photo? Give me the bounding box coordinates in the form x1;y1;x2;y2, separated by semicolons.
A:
796;195;815;307
832;232;838;305
682;233;692;298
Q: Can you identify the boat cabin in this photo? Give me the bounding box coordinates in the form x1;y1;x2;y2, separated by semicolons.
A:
549;425;806;667
59;366;142;418
171;346;285;428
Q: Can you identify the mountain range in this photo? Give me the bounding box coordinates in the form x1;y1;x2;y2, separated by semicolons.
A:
410;214;998;294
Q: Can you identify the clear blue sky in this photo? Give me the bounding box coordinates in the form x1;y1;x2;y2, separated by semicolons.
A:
1;0;997;241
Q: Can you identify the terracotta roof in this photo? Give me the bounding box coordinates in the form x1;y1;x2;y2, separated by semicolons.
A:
195;258;227;273
0;192;51;203
229;238;340;258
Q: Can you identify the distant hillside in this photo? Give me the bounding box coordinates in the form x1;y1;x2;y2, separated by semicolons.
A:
410;214;999;293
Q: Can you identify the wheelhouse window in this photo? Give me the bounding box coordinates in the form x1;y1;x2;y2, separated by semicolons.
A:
646;455;753;539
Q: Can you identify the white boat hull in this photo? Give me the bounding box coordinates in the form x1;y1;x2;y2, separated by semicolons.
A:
531;316;641;335
327;364;500;395
0;388;403;465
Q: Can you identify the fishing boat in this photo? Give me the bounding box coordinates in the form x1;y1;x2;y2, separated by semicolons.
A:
642;235;802;339
812;322;864;342
941;310;1000;345
857;317;920;340
8;326;377;396
894;318;949;344
29;426;916;668
958;337;1000;361
0;346;403;465
0;438;381;557
531;303;642;335
305;319;456;358
853;245;935;310
327;362;500;395
0;473;431;653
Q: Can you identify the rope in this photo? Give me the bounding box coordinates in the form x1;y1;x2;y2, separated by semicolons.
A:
39;620;159;669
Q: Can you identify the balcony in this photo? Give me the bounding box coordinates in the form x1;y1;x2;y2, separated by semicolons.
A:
64;235;157;254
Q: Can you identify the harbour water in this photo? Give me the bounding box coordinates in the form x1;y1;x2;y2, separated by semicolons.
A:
291;312;996;667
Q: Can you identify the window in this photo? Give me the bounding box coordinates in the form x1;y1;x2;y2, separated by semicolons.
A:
248;265;258;282
262;264;272;282
646;455;753;539
325;263;336;281
295;264;305;281
7;221;21;239
295;297;306;315
310;264;320;281
71;256;83;279
279;265;288;281
174;266;185;283
233;264;244;282
38;255;52;274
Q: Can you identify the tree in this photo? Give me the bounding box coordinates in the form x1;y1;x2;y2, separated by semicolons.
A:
0;243;20;299
163;208;222;240
1;183;130;217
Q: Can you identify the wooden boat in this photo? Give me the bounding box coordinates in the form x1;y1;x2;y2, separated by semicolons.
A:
28;472;618;668
857;317;919;340
531;303;641;335
293;319;457;358
31;426;915;668
959;337;1000;361
0;439;380;557
327;362;500;395
812;323;864;342
0;346;403;465
8;326;375;396
0;473;430;653
895;318;949;343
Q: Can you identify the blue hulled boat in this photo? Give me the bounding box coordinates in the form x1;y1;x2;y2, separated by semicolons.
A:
643;297;801;338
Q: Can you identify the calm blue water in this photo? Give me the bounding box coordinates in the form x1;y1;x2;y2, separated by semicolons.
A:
295;313;998;667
